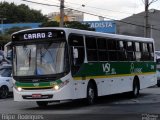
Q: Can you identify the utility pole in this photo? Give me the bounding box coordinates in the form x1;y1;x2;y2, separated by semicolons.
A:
59;0;64;27
144;0;149;37
144;0;159;37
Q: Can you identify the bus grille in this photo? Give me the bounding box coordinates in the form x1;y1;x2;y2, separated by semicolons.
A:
22;87;53;90
22;95;53;99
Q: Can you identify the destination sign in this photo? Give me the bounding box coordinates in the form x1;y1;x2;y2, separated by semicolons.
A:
12;29;65;41
23;32;53;40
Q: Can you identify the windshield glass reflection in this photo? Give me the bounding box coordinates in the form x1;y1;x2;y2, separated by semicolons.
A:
13;42;66;76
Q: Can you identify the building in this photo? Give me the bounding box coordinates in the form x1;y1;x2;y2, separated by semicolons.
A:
47;9;84;22
116;9;160;50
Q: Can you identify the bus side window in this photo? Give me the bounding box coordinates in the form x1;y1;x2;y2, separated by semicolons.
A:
118;41;127;61
148;43;154;61
97;38;108;61
86;36;98;61
68;34;85;75
135;42;141;61
126;41;135;61
107;39;118;61
141;43;150;61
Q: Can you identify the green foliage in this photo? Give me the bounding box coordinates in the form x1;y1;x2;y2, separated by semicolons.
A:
0;1;47;44
40;21;59;27
40;21;95;31
5;26;30;34
0;2;48;23
0;34;11;43
0;26;31;42
64;21;95;31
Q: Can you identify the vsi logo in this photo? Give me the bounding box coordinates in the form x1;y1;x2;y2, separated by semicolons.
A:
102;63;110;73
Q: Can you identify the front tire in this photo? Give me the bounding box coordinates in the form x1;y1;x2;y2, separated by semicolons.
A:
86;82;97;105
131;80;140;98
157;80;160;87
157;83;160;87
0;86;9;99
36;101;48;107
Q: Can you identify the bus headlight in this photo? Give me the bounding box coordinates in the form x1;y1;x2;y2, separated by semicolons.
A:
17;87;22;92
54;85;60;90
53;80;69;91
14;84;23;92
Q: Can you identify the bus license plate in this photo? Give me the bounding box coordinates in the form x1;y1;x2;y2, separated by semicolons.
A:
32;94;42;98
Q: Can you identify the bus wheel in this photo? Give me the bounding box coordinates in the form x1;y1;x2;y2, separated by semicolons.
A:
86;82;97;105
36;101;48;107
0;86;9;99
131;80;140;98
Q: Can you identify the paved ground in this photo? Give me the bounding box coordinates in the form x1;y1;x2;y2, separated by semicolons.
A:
112;86;160;104
0;86;160;120
0;87;160;120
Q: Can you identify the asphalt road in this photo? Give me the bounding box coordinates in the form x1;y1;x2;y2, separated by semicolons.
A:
0;87;160;120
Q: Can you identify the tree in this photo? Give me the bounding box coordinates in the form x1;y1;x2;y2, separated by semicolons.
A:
0;2;48;23
39;21;59;27
5;26;30;35
0;34;11;42
0;26;31;43
64;21;95;31
40;21;95;31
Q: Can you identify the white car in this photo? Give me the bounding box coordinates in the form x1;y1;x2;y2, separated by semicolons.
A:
0;64;12;99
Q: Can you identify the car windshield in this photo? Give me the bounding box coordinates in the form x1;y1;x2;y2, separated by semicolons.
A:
13;42;66;76
0;67;12;77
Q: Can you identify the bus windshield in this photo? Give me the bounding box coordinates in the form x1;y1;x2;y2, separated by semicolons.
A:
13;42;66;76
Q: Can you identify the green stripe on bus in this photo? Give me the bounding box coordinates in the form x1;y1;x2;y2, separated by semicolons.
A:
73;61;156;79
73;72;156;80
15;79;62;88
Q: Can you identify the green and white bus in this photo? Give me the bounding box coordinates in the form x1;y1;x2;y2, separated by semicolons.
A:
11;28;157;107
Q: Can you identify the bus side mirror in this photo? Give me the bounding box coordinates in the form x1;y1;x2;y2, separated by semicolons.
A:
73;48;78;59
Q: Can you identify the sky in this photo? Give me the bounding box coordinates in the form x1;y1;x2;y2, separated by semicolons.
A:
0;0;160;21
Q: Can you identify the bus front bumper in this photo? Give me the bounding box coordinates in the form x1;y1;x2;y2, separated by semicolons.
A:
13;86;73;102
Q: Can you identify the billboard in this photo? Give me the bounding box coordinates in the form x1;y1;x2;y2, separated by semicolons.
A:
83;21;116;33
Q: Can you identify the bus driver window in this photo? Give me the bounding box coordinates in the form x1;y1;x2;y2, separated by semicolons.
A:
69;34;85;75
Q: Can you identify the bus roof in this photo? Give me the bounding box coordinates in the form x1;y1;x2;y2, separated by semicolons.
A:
12;27;154;43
